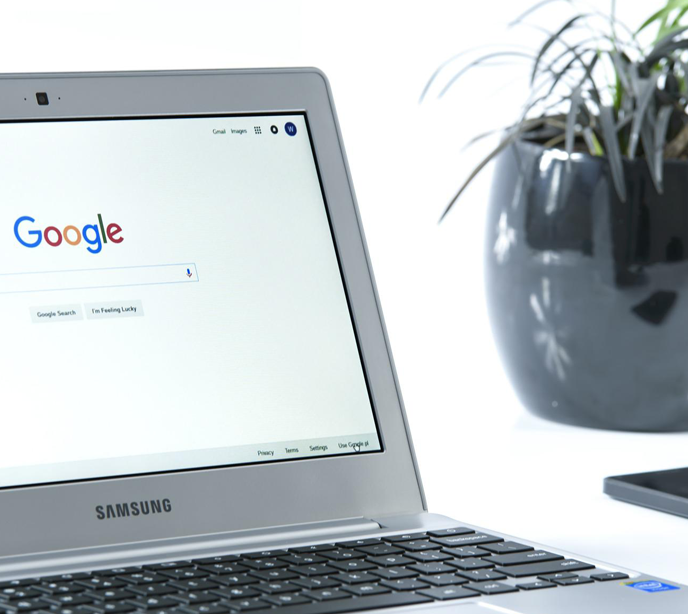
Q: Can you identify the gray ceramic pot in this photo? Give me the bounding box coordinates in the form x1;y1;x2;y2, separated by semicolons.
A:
486;139;688;432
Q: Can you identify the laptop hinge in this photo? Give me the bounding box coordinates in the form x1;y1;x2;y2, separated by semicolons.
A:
0;517;381;580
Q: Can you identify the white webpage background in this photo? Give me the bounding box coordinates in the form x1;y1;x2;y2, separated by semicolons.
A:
0;114;379;487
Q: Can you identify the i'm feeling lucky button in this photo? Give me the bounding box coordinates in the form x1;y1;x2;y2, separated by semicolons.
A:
85;300;144;320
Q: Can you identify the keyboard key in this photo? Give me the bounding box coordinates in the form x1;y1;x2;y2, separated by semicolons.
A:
290;545;336;554
3;599;53;612
277;555;326;566
418;574;467;587
517;580;556;591
248;570;298;582
213;575;257;587
83;589;136;602
168;581;219;592
328;561;376;573
365;555;414;568
75;579;126;590
240;560;287;571
158;570;209;581
384;533;428;543
379;579;428;592
484;550;563;567
209;588;261;600
481;542;534;555
466;581;518;595
431;534;502;548
42;595;94;607
447;558;494;571
196;565;249;576
369;568;417;580
144;562;194;572
253;582;299;595
172;593;220;605
261;594;311;607
290;565;336;577
320;550;365;562
441;547;489;558
336;539;381;549
499;559;595;579
427;528;474;538
36;583;85;595
290;578;340;591
354;545;403;557
417;586;479;601
552;576;594;587
42;574;92;583
224;598;271;611
340;584;390;597
406;551;452;563
246;592;432;614
398;541;440;552
407;563;456;576
95;603;139;613
243;551;288;560
127;585;176;597
117;573;168;585
591;572;629;582
537;572;577;582
0;590;42;602
331;573;378;585
455;569;507;582
0;583;36;591
94;569;142;578
124;597;181;610
192;556;240;565
301;589;349;602
180;605;231;614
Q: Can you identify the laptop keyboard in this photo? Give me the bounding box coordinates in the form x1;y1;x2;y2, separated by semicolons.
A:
0;528;629;614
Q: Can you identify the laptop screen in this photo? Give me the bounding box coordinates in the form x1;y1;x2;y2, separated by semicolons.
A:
0;113;382;489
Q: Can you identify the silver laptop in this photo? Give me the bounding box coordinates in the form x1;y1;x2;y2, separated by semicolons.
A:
0;68;684;614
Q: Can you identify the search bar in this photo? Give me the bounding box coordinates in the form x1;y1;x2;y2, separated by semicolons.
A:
0;263;199;295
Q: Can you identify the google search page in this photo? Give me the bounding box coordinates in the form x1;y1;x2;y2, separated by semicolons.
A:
0;114;381;488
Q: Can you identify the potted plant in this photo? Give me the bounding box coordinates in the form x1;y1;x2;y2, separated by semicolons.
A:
426;0;688;431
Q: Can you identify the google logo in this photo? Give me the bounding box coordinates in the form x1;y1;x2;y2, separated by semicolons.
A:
14;215;123;254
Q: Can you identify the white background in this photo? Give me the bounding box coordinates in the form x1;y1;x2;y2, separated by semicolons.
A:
1;0;687;584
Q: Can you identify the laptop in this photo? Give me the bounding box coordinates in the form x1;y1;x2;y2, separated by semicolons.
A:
0;68;684;614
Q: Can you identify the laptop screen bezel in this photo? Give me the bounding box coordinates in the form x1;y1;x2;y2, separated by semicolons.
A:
0;68;425;559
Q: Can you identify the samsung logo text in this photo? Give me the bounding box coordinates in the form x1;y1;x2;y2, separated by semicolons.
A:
95;498;172;520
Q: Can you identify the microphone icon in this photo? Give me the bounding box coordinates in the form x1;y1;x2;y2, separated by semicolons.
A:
186;268;192;278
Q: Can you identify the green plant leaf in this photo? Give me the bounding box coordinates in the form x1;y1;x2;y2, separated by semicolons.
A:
609;51;631;94
644;39;688;68
419;44;532;103
530;15;587;85
627;74;660;159
439;121;549;222
637;6;671;35
641;115;660;193
598;104;627;202
565;87;583;169
438;51;535;98
653;105;673;193
652;23;688;50
582;126;602;155
637;0;688;34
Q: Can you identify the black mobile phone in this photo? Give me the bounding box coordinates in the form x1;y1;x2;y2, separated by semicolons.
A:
604;467;688;519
